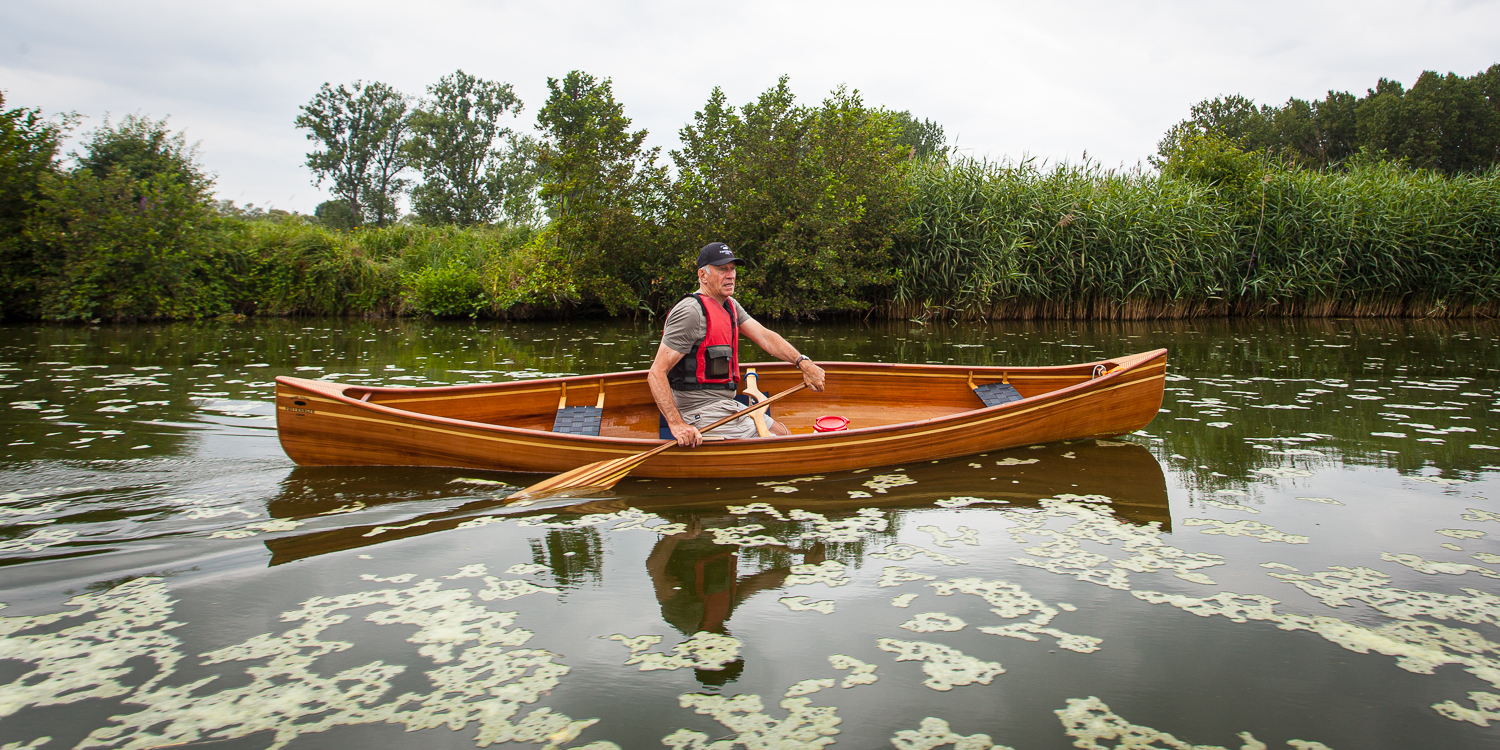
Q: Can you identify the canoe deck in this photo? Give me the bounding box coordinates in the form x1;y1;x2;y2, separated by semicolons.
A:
275;350;1167;478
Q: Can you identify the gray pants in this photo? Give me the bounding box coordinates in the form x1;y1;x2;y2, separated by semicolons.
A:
677;396;776;440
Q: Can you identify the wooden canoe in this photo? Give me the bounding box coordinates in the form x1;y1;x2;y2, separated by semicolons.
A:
274;348;1167;478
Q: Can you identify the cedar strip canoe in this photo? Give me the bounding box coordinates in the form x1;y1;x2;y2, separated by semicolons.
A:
274;348;1167;478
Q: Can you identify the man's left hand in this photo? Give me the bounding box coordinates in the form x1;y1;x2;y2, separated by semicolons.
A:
798;361;827;392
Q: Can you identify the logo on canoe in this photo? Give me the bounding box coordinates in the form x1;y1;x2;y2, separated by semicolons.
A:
280;405;315;415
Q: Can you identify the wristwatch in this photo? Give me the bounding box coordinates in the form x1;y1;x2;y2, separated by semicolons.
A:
793;355;812;369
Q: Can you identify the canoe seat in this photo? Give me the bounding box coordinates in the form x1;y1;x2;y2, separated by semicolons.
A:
974;382;1024;408
553;405;603;436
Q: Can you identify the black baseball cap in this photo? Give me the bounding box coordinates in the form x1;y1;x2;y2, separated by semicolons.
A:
696;242;749;268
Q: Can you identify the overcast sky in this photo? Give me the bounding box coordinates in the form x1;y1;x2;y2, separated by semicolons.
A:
4;0;1497;214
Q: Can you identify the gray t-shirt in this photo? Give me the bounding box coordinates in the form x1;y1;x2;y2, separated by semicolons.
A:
661;295;754;415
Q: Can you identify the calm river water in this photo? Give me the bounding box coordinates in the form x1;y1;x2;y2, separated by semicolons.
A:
1;317;1498;750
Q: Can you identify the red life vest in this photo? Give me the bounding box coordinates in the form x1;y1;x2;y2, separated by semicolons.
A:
667;293;740;391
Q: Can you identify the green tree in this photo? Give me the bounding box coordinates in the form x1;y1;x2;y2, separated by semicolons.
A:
407;70;537;226
26;116;229;321
670;78;911;318
76;113;210;195
296;80;412;227
536;70;669;311
887;110;948;160
0;93;71;318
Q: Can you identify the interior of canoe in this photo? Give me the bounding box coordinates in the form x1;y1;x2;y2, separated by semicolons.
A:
347;362;1101;439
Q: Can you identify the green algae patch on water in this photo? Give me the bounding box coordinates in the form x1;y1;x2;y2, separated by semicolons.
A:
780;596;837;614
876;638;1005;691
605;632;742;672
890;717;1003;750
1;569;614;750
1055;696;1333;750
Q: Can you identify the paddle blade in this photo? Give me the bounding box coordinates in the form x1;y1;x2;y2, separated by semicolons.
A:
507;453;650;502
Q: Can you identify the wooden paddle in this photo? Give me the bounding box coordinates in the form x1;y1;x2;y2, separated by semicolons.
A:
507;381;808;502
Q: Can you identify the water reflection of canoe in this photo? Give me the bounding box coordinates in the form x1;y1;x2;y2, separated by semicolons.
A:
261;440;1169;566
275;349;1166;478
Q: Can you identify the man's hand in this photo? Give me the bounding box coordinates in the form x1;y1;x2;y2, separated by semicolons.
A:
798;361;827;392
669;421;703;447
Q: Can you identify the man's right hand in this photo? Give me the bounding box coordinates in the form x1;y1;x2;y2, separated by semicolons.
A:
670;422;703;447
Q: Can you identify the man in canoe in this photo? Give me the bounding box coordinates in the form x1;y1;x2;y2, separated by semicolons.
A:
648;242;827;446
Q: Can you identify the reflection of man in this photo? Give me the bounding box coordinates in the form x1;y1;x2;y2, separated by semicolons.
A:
648;242;827;447
645;517;826;686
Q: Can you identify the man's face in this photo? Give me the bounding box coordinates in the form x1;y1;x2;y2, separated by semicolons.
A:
700;262;737;296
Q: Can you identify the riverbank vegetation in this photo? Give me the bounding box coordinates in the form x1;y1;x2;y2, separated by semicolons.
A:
1;63;1497;323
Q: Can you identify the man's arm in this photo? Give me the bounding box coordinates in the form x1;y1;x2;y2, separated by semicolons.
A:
647;342;703;447
740;317;826;392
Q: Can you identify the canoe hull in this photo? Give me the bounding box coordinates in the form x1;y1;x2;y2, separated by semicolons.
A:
275;350;1166;479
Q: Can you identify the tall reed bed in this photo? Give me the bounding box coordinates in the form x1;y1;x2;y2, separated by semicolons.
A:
891;159;1500;319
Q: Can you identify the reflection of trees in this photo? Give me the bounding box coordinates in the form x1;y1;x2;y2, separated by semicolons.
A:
529;528;604;588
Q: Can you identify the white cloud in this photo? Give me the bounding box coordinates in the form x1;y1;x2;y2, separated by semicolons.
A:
3;0;1497;213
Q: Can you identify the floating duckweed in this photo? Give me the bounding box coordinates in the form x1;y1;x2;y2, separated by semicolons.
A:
607;631;741;671
1206;422;1233;428
1184;519;1310;544
518;508;681;534
1006;495;1225;588
773;486;799;494
890;717;1000;750
828;654;878;687
918;525;980;548
1411;476;1468;486
929;577;1102;653
66;571;607;749
875;639;1004;691
457;515;510;529
361;573;417;583
880;567;937;587
663;690;841;750
1380;552;1500;579
1436;529;1487;540
1474;553;1500;564
785;560;851;587
935;497;1009;509
847;491;873;498
1462;509;1500;523
784;678;836;696
900;612;968;633
444;564;492;579
892;593;919;608
1199;499;1260;514
779;596;836;615
709;525;783;547
0;577;182;723
363;518;432;537
1442;543;1465;551
864;474;918;493
0;527;77;553
506;563;549;575
1055;696;1314;750
790;508;888;543
1136;564;1500;714
994;458;1038;466
728;502;785;519
479;576;561;601
1298;497;1344;505
872;544;967;566
1434;691;1500;727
